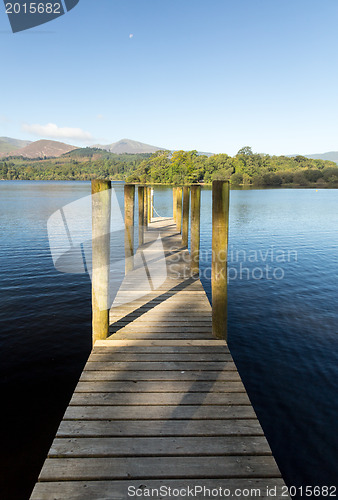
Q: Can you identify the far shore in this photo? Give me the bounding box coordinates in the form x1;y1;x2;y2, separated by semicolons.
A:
1;179;337;189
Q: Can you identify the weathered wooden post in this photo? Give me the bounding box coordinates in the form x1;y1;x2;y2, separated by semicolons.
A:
124;184;135;273
138;185;145;246
173;187;177;221
91;179;111;344
147;186;152;224
144;185;148;227
212;180;230;340
190;184;201;275
182;186;190;247
176;187;183;233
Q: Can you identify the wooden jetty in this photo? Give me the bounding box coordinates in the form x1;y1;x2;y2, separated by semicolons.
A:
31;184;289;499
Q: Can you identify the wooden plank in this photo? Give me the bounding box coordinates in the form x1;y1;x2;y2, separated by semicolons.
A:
84;361;237;371
110;319;213;325
79;370;241;381
112;298;208;304
49;436;272;457
108;333;214;340
109;326;214;332
64;405;256;420
115;291;205;296
113;290;208;296
110;318;211;324
112;296;209;301
111;302;209;309
109;304;210;312
69;392;249;406
95;340;225;346
109;310;211;317
112;284;205;291
114;289;207;294
92;346;230;353
110;302;211;309
31;478;290;500
110;302;197;308
110;314;212;319
57;419;264;437
75;381;245;393
110;302;211;307
109;314;212;320
121;292;208;296
88;353;233;362
38;456;281;481
110;303;210;308
112;294;208;300
114;287;206;293
113;297;208;304
110;306;211;312
115;285;205;291
113;290;209;292
109;318;212;323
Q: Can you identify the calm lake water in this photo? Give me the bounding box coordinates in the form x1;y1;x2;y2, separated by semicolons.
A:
0;181;337;499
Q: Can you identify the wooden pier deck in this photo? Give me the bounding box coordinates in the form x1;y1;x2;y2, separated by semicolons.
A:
31;217;289;499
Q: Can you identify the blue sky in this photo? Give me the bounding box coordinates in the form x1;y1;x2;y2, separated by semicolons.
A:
1;0;338;155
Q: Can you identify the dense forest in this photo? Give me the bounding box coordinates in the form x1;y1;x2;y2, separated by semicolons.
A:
1;146;338;187
127;147;338;187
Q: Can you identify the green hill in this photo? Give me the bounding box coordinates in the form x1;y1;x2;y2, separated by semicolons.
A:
0;149;150;181
64;147;151;163
0;137;31;154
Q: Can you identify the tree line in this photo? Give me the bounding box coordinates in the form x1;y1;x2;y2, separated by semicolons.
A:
1;146;338;187
126;147;338;187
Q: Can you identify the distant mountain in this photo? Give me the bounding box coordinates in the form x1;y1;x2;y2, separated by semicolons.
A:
93;138;163;154
0;136;31;154
288;151;338;164
304;151;338;164
0;139;77;158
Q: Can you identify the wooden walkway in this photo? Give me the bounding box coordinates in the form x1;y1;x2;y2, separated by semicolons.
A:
31;218;289;499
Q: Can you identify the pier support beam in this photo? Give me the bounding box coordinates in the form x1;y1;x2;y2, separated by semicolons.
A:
190;184;201;276
138;186;145;246
144;186;148;227
212;180;230;340
173;187;177;221
182;186;190;247
124;184;135;274
151;188;154;219
176;187;183;233
91;179;111;344
147;187;152;224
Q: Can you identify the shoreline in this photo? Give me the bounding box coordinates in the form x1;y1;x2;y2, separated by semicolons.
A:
1;178;337;189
